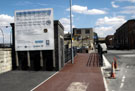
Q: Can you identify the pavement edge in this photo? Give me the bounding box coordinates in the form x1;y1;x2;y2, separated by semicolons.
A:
101;54;111;91
30;71;58;91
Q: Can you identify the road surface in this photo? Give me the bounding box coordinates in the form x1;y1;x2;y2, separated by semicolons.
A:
104;50;135;91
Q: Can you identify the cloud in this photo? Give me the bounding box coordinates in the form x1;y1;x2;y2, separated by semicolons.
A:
121;6;135;14
37;3;48;6
66;5;107;15
0;31;11;43
117;0;135;3
131;15;135;18
95;16;126;37
96;16;126;26
111;1;119;8
0;14;14;26
16;1;33;6
60;18;75;33
94;26;114;37
123;6;135;9
0;27;12;43
0;14;13;43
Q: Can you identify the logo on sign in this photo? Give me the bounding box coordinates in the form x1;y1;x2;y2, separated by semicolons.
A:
35;40;43;43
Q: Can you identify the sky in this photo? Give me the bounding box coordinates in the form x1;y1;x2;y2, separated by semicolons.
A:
0;0;135;43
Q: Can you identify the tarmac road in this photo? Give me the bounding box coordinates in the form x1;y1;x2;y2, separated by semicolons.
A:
104;50;135;91
0;71;56;91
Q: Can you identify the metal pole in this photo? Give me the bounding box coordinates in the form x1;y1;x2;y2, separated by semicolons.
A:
10;30;12;47
0;28;4;48
70;0;74;64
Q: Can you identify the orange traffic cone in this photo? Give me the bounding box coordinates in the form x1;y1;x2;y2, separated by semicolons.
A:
113;57;118;69
110;62;116;79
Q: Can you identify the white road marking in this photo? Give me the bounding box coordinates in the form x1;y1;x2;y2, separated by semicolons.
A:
122;75;125;82
122;79;125;82
120;75;126;88
120;83;124;88
101;55;110;91
101;67;109;91
119;54;135;57
31;72;58;91
123;75;126;79
102;55;111;69
66;82;89;91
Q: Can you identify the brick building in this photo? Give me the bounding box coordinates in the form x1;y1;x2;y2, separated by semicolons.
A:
114;19;135;49
105;35;114;49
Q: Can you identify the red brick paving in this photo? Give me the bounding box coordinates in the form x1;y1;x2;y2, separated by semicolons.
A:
33;53;105;91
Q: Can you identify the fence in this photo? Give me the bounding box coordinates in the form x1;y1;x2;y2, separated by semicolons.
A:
65;47;77;63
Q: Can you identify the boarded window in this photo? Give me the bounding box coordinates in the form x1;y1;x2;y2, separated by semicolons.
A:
76;29;81;34
85;29;90;34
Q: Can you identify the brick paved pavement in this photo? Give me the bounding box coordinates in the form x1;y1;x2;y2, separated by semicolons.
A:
33;53;105;91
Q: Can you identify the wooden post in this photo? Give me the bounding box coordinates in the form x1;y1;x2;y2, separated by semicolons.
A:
53;50;56;68
15;51;19;66
40;51;43;67
27;51;30;67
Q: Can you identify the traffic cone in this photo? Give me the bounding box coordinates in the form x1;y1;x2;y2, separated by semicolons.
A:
113;57;118;69
110;62;116;79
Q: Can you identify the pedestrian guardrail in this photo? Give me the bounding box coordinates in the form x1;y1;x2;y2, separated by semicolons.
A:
65;47;77;63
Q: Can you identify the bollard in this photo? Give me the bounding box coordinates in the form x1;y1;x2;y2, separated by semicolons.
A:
110;62;116;79
114;57;118;69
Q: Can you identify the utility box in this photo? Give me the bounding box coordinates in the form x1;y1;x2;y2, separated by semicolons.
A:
11;20;64;71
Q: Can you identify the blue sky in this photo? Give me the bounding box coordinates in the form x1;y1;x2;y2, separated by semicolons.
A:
0;0;135;43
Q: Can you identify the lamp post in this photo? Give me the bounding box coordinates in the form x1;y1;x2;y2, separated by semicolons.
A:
0;26;12;48
0;28;4;48
10;30;12;47
70;0;74;64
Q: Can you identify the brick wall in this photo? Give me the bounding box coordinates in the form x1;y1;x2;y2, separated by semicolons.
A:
0;48;12;74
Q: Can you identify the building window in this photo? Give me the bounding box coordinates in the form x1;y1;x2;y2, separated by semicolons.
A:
85;29;90;34
76;29;81;34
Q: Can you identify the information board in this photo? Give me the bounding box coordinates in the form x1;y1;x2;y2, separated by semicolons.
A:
15;8;54;51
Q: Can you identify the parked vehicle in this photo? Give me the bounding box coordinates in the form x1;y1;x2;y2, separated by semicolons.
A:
99;43;107;53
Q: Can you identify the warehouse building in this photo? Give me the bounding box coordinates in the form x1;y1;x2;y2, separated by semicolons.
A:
114;19;135;49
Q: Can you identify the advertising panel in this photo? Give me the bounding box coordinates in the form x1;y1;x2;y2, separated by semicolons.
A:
15;8;54;51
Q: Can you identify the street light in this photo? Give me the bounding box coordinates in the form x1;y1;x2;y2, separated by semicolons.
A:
0;26;12;48
70;0;74;64
10;30;12;46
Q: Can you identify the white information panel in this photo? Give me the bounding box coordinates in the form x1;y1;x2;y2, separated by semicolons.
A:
15;8;54;51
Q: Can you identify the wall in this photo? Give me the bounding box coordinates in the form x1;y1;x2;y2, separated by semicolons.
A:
0;48;12;74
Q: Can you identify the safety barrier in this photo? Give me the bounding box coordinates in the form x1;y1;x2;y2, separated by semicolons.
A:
64;47;77;63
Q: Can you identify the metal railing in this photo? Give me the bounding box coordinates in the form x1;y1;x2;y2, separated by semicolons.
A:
65;47;77;63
